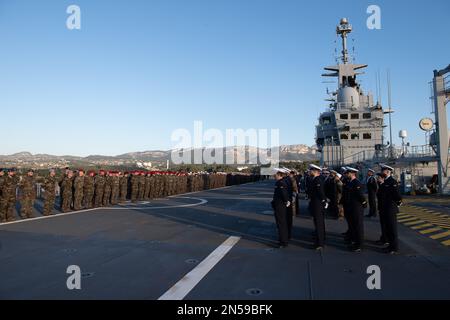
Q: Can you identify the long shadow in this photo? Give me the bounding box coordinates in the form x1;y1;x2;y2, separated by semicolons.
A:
126;196;378;252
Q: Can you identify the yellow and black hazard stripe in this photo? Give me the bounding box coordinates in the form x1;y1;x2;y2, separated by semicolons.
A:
398;204;450;247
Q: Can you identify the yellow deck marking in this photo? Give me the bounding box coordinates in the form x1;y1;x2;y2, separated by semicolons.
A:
419;227;443;234
403;220;426;226
411;223;433;230
430;230;450;240
398;217;421;223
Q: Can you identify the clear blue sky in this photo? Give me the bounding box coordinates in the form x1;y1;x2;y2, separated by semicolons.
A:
0;0;448;156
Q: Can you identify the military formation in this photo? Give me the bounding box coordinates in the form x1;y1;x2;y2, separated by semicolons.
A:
271;164;402;254
0;167;260;222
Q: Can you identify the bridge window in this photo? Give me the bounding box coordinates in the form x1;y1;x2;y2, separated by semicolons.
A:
363;133;372;139
340;114;348;120
351;133;359;140
321;116;331;124
363;113;371;119
340;134;348;140
351;113;359;120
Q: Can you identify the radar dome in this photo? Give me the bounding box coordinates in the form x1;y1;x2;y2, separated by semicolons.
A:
337;87;360;109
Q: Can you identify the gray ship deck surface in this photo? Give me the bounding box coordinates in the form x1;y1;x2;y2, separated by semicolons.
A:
1;181;449;300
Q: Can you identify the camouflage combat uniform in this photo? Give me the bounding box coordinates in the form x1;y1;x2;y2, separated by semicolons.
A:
149;174;156;199
0;172;5;220
130;173;139;203
60;175;73;213
119;174;128;202
103;174;112;206
83;175;95;209
42;174;57;215
94;173;106;207
19;175;37;219
111;174;120;205
138;174;146;201
144;174;151;200
73;175;85;211
1;174;19;222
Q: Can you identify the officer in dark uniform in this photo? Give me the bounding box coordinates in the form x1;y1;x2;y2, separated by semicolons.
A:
271;169;291;248
375;173;388;246
324;170;338;218
366;169;378;217
378;164;402;254
281;168;294;239
341;167;367;252
340;167;350;238
307;164;327;250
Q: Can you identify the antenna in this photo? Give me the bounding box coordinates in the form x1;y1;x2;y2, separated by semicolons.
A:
387;70;394;158
375;73;379;104
336;18;352;64
378;69;382;104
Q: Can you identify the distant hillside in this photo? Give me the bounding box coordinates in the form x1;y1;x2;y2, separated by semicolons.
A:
0;144;318;168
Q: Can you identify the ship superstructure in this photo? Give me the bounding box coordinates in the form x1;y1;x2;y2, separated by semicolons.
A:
316;18;384;166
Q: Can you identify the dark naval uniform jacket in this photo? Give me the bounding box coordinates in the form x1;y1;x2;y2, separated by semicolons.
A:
307;176;326;214
272;179;289;208
341;178;367;214
378;176;402;214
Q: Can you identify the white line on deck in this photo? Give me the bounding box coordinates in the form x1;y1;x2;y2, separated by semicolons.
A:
108;197;207;210
0;197;207;226
158;236;241;300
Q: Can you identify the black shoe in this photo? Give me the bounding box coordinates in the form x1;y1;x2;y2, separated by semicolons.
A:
314;245;324;251
375;240;389;246
278;243;288;249
384;247;398;254
351;246;362;252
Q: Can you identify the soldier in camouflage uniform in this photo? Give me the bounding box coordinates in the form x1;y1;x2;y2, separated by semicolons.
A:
60;170;74;213
111;171;120;205
42;169;57;216
130;171;139;203
73;169;85;211
162;172;169;197
83;171;95;209
1;168;19;222
0;169;18;222
119;171;129;202
138;171;146;201
144;172;151;201
0;169;5;219
18;169;37;219
103;171;112;206
94;170;106;207
153;172;160;198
